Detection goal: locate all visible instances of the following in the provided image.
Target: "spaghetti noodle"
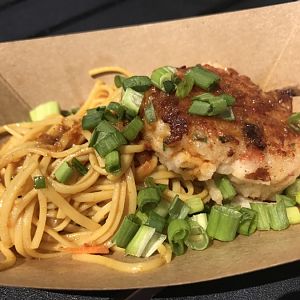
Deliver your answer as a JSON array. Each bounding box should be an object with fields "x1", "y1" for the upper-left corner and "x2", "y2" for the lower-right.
[{"x1": 0, "y1": 67, "x2": 209, "y2": 272}]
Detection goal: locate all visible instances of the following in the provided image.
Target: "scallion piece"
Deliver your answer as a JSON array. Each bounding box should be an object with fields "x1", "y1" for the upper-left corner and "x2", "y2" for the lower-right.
[
  {"x1": 82, "y1": 107, "x2": 105, "y2": 130},
  {"x1": 153, "y1": 199, "x2": 170, "y2": 218},
  {"x1": 95, "y1": 120, "x2": 117, "y2": 133},
  {"x1": 216, "y1": 176, "x2": 236, "y2": 201},
  {"x1": 219, "y1": 107, "x2": 235, "y2": 121},
  {"x1": 112, "y1": 214, "x2": 140, "y2": 248},
  {"x1": 142, "y1": 232, "x2": 167, "y2": 258},
  {"x1": 151, "y1": 66, "x2": 176, "y2": 92},
  {"x1": 275, "y1": 194, "x2": 296, "y2": 207},
  {"x1": 137, "y1": 187, "x2": 161, "y2": 213},
  {"x1": 286, "y1": 207, "x2": 300, "y2": 224},
  {"x1": 237, "y1": 207, "x2": 257, "y2": 236},
  {"x1": 114, "y1": 75, "x2": 126, "y2": 88},
  {"x1": 250, "y1": 203, "x2": 270, "y2": 230},
  {"x1": 71, "y1": 157, "x2": 88, "y2": 176},
  {"x1": 163, "y1": 80, "x2": 176, "y2": 93},
  {"x1": 191, "y1": 213, "x2": 208, "y2": 230},
  {"x1": 221, "y1": 94, "x2": 236, "y2": 106},
  {"x1": 192, "y1": 93, "x2": 215, "y2": 101},
  {"x1": 104, "y1": 150, "x2": 121, "y2": 174},
  {"x1": 29, "y1": 101, "x2": 60, "y2": 122},
  {"x1": 285, "y1": 179, "x2": 300, "y2": 198},
  {"x1": 267, "y1": 199, "x2": 289, "y2": 231},
  {"x1": 167, "y1": 219, "x2": 190, "y2": 256},
  {"x1": 144, "y1": 101, "x2": 156, "y2": 123},
  {"x1": 122, "y1": 116, "x2": 144, "y2": 141},
  {"x1": 94, "y1": 131, "x2": 127, "y2": 157},
  {"x1": 54, "y1": 161, "x2": 73, "y2": 183},
  {"x1": 135, "y1": 210, "x2": 148, "y2": 224},
  {"x1": 287, "y1": 112, "x2": 300, "y2": 132},
  {"x1": 33, "y1": 176, "x2": 46, "y2": 189},
  {"x1": 184, "y1": 220, "x2": 209, "y2": 251},
  {"x1": 103, "y1": 102, "x2": 125, "y2": 123},
  {"x1": 296, "y1": 193, "x2": 300, "y2": 205},
  {"x1": 144, "y1": 177, "x2": 167, "y2": 194},
  {"x1": 125, "y1": 225, "x2": 155, "y2": 257},
  {"x1": 122, "y1": 76, "x2": 152, "y2": 92},
  {"x1": 168, "y1": 195, "x2": 190, "y2": 220},
  {"x1": 121, "y1": 88, "x2": 144, "y2": 117},
  {"x1": 175, "y1": 72, "x2": 194, "y2": 98},
  {"x1": 188, "y1": 100, "x2": 211, "y2": 116},
  {"x1": 206, "y1": 205, "x2": 242, "y2": 241},
  {"x1": 186, "y1": 197, "x2": 204, "y2": 214},
  {"x1": 188, "y1": 66, "x2": 220, "y2": 91},
  {"x1": 207, "y1": 97, "x2": 227, "y2": 116},
  {"x1": 145, "y1": 211, "x2": 166, "y2": 233}
]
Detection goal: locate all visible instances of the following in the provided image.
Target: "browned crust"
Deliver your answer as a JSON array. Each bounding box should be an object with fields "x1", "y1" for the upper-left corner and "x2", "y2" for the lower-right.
[{"x1": 142, "y1": 65, "x2": 297, "y2": 157}]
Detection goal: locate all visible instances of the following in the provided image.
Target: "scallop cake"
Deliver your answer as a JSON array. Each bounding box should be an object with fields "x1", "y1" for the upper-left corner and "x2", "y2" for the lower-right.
[{"x1": 141, "y1": 64, "x2": 300, "y2": 200}]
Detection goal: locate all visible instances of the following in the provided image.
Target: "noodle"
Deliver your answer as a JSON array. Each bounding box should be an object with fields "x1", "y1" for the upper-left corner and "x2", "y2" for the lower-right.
[{"x1": 0, "y1": 66, "x2": 210, "y2": 273}]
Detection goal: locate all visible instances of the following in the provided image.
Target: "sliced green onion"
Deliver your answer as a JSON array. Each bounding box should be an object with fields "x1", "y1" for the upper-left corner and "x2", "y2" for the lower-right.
[
  {"x1": 88, "y1": 130, "x2": 100, "y2": 147},
  {"x1": 135, "y1": 210, "x2": 148, "y2": 224},
  {"x1": 153, "y1": 199, "x2": 170, "y2": 218},
  {"x1": 54, "y1": 162, "x2": 73, "y2": 183},
  {"x1": 122, "y1": 116, "x2": 144, "y2": 141},
  {"x1": 286, "y1": 207, "x2": 300, "y2": 224},
  {"x1": 33, "y1": 176, "x2": 46, "y2": 189},
  {"x1": 137, "y1": 187, "x2": 161, "y2": 213},
  {"x1": 216, "y1": 176, "x2": 236, "y2": 201},
  {"x1": 219, "y1": 107, "x2": 235, "y2": 121},
  {"x1": 121, "y1": 88, "x2": 144, "y2": 117},
  {"x1": 267, "y1": 199, "x2": 289, "y2": 231},
  {"x1": 287, "y1": 112, "x2": 300, "y2": 132},
  {"x1": 145, "y1": 211, "x2": 166, "y2": 233},
  {"x1": 112, "y1": 214, "x2": 140, "y2": 248},
  {"x1": 221, "y1": 94, "x2": 236, "y2": 106},
  {"x1": 188, "y1": 66, "x2": 220, "y2": 91},
  {"x1": 144, "y1": 177, "x2": 167, "y2": 194},
  {"x1": 163, "y1": 80, "x2": 176, "y2": 93},
  {"x1": 175, "y1": 72, "x2": 194, "y2": 98},
  {"x1": 185, "y1": 219, "x2": 209, "y2": 250},
  {"x1": 103, "y1": 102, "x2": 125, "y2": 123},
  {"x1": 71, "y1": 157, "x2": 88, "y2": 176},
  {"x1": 125, "y1": 225, "x2": 155, "y2": 257},
  {"x1": 104, "y1": 150, "x2": 121, "y2": 174},
  {"x1": 207, "y1": 97, "x2": 227, "y2": 116},
  {"x1": 206, "y1": 205, "x2": 241, "y2": 241},
  {"x1": 114, "y1": 75, "x2": 126, "y2": 88},
  {"x1": 192, "y1": 92, "x2": 215, "y2": 101},
  {"x1": 142, "y1": 232, "x2": 167, "y2": 258},
  {"x1": 95, "y1": 119, "x2": 117, "y2": 133},
  {"x1": 122, "y1": 76, "x2": 152, "y2": 92},
  {"x1": 167, "y1": 219, "x2": 190, "y2": 256},
  {"x1": 168, "y1": 195, "x2": 190, "y2": 220},
  {"x1": 186, "y1": 197, "x2": 204, "y2": 214},
  {"x1": 188, "y1": 100, "x2": 211, "y2": 116},
  {"x1": 82, "y1": 107, "x2": 105, "y2": 130},
  {"x1": 275, "y1": 194, "x2": 296, "y2": 207},
  {"x1": 250, "y1": 203, "x2": 270, "y2": 231},
  {"x1": 94, "y1": 131, "x2": 127, "y2": 157},
  {"x1": 237, "y1": 207, "x2": 257, "y2": 236},
  {"x1": 29, "y1": 101, "x2": 60, "y2": 122},
  {"x1": 144, "y1": 101, "x2": 156, "y2": 123},
  {"x1": 296, "y1": 193, "x2": 300, "y2": 205},
  {"x1": 285, "y1": 179, "x2": 300, "y2": 198},
  {"x1": 151, "y1": 66, "x2": 176, "y2": 92},
  {"x1": 191, "y1": 213, "x2": 208, "y2": 230}
]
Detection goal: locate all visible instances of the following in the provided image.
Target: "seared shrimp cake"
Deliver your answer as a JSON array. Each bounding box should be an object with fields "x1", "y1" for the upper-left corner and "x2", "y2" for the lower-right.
[{"x1": 141, "y1": 65, "x2": 300, "y2": 200}]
